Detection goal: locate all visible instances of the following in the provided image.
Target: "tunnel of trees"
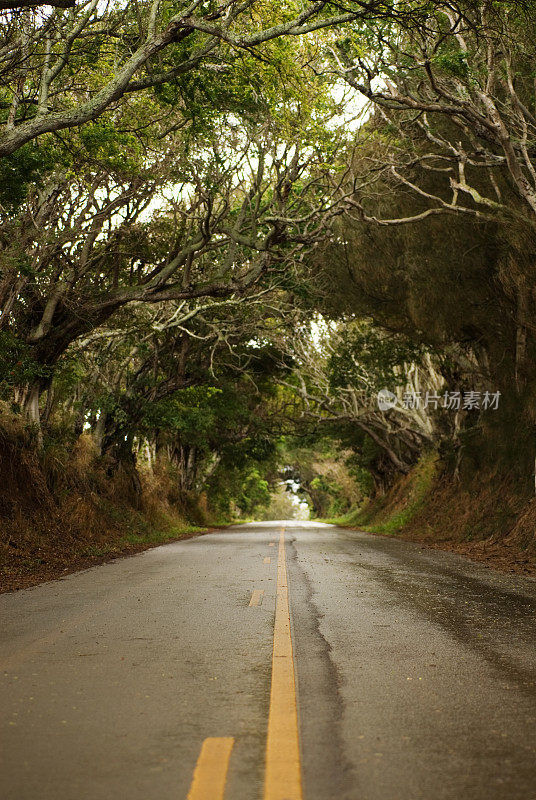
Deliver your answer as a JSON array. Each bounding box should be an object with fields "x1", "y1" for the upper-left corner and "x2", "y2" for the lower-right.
[{"x1": 2, "y1": 0, "x2": 536, "y2": 582}]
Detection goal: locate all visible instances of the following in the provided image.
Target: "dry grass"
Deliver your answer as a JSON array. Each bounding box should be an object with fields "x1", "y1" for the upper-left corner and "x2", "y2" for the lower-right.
[
  {"x1": 0, "y1": 417, "x2": 216, "y2": 593},
  {"x1": 330, "y1": 452, "x2": 536, "y2": 576}
]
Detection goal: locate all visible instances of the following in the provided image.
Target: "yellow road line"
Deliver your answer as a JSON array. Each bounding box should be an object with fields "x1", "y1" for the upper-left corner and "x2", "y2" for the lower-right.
[
  {"x1": 186, "y1": 737, "x2": 234, "y2": 800},
  {"x1": 264, "y1": 557, "x2": 271, "y2": 564},
  {"x1": 249, "y1": 589, "x2": 264, "y2": 607},
  {"x1": 263, "y1": 526, "x2": 303, "y2": 800}
]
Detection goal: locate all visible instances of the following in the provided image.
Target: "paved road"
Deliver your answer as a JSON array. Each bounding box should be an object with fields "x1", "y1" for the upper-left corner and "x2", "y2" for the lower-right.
[{"x1": 1, "y1": 521, "x2": 536, "y2": 800}]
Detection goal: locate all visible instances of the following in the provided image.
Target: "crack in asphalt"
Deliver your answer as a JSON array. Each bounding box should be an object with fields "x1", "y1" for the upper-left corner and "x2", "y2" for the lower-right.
[{"x1": 286, "y1": 532, "x2": 357, "y2": 800}]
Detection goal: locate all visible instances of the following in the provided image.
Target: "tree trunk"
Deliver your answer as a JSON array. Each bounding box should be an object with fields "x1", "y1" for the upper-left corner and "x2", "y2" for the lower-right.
[
  {"x1": 22, "y1": 382, "x2": 43, "y2": 446},
  {"x1": 92, "y1": 411, "x2": 107, "y2": 455},
  {"x1": 515, "y1": 283, "x2": 529, "y2": 392},
  {"x1": 358, "y1": 421, "x2": 411, "y2": 474}
]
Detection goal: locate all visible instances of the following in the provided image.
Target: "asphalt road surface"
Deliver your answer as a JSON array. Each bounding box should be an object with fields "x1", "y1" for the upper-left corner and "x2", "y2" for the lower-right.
[{"x1": 1, "y1": 521, "x2": 536, "y2": 800}]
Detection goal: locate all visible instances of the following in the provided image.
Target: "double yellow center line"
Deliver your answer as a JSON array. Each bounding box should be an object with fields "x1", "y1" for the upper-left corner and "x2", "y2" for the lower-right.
[
  {"x1": 263, "y1": 526, "x2": 303, "y2": 800},
  {"x1": 186, "y1": 526, "x2": 303, "y2": 800}
]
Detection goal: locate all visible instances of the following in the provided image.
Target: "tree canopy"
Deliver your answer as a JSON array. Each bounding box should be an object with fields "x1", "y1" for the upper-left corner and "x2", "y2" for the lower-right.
[{"x1": 2, "y1": 0, "x2": 536, "y2": 522}]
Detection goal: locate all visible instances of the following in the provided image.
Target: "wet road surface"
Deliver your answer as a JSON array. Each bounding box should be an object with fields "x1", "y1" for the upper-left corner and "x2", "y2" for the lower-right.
[{"x1": 1, "y1": 521, "x2": 535, "y2": 799}]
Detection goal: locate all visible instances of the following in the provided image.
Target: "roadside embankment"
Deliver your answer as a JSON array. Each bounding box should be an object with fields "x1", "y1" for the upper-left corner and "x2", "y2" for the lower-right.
[
  {"x1": 327, "y1": 453, "x2": 536, "y2": 576},
  {"x1": 0, "y1": 416, "x2": 228, "y2": 593}
]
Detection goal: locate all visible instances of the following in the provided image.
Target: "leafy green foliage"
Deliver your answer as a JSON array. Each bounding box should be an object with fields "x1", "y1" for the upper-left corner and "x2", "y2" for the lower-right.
[
  {"x1": 0, "y1": 333, "x2": 53, "y2": 392},
  {"x1": 78, "y1": 122, "x2": 142, "y2": 174},
  {"x1": 236, "y1": 468, "x2": 271, "y2": 515},
  {"x1": 328, "y1": 322, "x2": 427, "y2": 392},
  {"x1": 432, "y1": 49, "x2": 470, "y2": 79},
  {"x1": 0, "y1": 143, "x2": 60, "y2": 210}
]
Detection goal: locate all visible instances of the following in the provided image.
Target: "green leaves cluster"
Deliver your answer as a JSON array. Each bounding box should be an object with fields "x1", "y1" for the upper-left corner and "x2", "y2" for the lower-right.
[
  {"x1": 328, "y1": 322, "x2": 427, "y2": 393},
  {"x1": 0, "y1": 333, "x2": 53, "y2": 392}
]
